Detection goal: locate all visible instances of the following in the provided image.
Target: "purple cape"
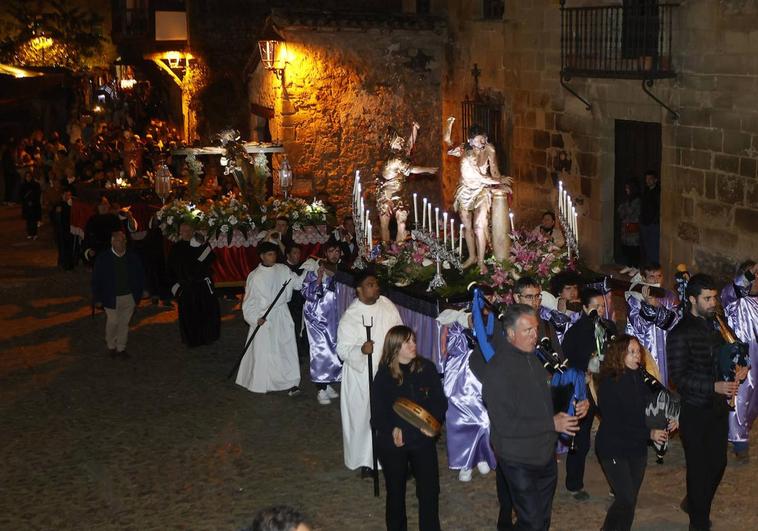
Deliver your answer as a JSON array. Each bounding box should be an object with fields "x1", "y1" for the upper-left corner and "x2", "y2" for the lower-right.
[{"x1": 442, "y1": 322, "x2": 497, "y2": 471}]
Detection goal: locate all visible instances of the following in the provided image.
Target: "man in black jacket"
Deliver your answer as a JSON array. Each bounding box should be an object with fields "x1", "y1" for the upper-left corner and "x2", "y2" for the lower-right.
[
  {"x1": 560, "y1": 287, "x2": 618, "y2": 501},
  {"x1": 470, "y1": 304, "x2": 580, "y2": 531},
  {"x1": 667, "y1": 274, "x2": 748, "y2": 531}
]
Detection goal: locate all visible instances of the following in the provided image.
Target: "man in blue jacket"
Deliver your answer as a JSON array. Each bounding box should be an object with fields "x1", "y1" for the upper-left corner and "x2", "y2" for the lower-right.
[{"x1": 92, "y1": 230, "x2": 144, "y2": 358}]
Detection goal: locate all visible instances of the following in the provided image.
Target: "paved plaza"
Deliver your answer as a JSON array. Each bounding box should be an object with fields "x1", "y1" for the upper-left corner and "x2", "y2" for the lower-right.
[{"x1": 0, "y1": 206, "x2": 755, "y2": 531}]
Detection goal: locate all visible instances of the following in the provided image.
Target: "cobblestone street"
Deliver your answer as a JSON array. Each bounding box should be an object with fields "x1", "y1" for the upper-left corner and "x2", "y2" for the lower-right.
[{"x1": 0, "y1": 205, "x2": 755, "y2": 531}]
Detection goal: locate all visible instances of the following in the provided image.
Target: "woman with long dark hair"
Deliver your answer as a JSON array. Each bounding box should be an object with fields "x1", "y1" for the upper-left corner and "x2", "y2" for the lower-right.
[
  {"x1": 372, "y1": 325, "x2": 447, "y2": 531},
  {"x1": 595, "y1": 334, "x2": 677, "y2": 531}
]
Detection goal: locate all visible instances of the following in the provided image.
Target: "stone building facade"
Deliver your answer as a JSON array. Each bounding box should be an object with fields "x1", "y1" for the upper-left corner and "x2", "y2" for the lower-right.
[
  {"x1": 242, "y1": 1, "x2": 757, "y2": 275},
  {"x1": 437, "y1": 0, "x2": 758, "y2": 275},
  {"x1": 247, "y1": 10, "x2": 446, "y2": 217}
]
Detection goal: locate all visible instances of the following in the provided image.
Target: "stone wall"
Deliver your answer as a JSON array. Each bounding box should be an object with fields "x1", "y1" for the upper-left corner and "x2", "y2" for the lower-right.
[
  {"x1": 437, "y1": 0, "x2": 758, "y2": 276},
  {"x1": 248, "y1": 16, "x2": 446, "y2": 219}
]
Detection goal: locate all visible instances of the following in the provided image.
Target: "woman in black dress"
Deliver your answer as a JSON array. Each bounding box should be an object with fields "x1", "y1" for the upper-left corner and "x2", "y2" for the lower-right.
[
  {"x1": 595, "y1": 334, "x2": 677, "y2": 531},
  {"x1": 19, "y1": 171, "x2": 42, "y2": 239},
  {"x1": 372, "y1": 325, "x2": 447, "y2": 531}
]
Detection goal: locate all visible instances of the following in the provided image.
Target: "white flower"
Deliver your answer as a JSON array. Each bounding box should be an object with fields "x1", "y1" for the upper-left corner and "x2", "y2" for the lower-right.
[
  {"x1": 220, "y1": 156, "x2": 228, "y2": 166},
  {"x1": 292, "y1": 223, "x2": 302, "y2": 232},
  {"x1": 167, "y1": 216, "x2": 174, "y2": 225},
  {"x1": 220, "y1": 224, "x2": 229, "y2": 234},
  {"x1": 292, "y1": 211, "x2": 299, "y2": 220},
  {"x1": 422, "y1": 258, "x2": 433, "y2": 267},
  {"x1": 261, "y1": 215, "x2": 267, "y2": 223},
  {"x1": 551, "y1": 266, "x2": 561, "y2": 274},
  {"x1": 260, "y1": 206, "x2": 267, "y2": 213},
  {"x1": 228, "y1": 215, "x2": 238, "y2": 225},
  {"x1": 273, "y1": 200, "x2": 281, "y2": 208},
  {"x1": 208, "y1": 217, "x2": 216, "y2": 226}
]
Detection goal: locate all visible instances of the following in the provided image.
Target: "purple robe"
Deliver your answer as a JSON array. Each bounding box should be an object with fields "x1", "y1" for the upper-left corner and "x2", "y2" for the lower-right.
[
  {"x1": 625, "y1": 289, "x2": 679, "y2": 386},
  {"x1": 722, "y1": 279, "x2": 758, "y2": 443},
  {"x1": 442, "y1": 322, "x2": 497, "y2": 471},
  {"x1": 302, "y1": 271, "x2": 342, "y2": 384}
]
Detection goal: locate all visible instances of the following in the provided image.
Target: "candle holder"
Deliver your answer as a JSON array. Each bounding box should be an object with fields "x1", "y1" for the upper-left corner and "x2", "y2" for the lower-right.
[
  {"x1": 427, "y1": 258, "x2": 446, "y2": 292},
  {"x1": 557, "y1": 209, "x2": 579, "y2": 259}
]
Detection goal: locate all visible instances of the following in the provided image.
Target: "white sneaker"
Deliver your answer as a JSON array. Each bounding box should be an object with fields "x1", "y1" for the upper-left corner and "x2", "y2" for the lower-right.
[
  {"x1": 316, "y1": 390, "x2": 331, "y2": 405},
  {"x1": 325, "y1": 385, "x2": 339, "y2": 399},
  {"x1": 458, "y1": 468, "x2": 473, "y2": 482},
  {"x1": 476, "y1": 461, "x2": 491, "y2": 475}
]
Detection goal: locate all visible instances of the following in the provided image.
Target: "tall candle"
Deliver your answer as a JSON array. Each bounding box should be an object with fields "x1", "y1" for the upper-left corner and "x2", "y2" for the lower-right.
[
  {"x1": 368, "y1": 220, "x2": 373, "y2": 248},
  {"x1": 450, "y1": 219, "x2": 455, "y2": 251},
  {"x1": 427, "y1": 204, "x2": 432, "y2": 234},
  {"x1": 422, "y1": 197, "x2": 428, "y2": 230},
  {"x1": 435, "y1": 207, "x2": 440, "y2": 238},
  {"x1": 443, "y1": 212, "x2": 448, "y2": 246},
  {"x1": 572, "y1": 207, "x2": 578, "y2": 246},
  {"x1": 558, "y1": 181, "x2": 563, "y2": 217},
  {"x1": 365, "y1": 210, "x2": 370, "y2": 239},
  {"x1": 413, "y1": 193, "x2": 418, "y2": 226},
  {"x1": 509, "y1": 212, "x2": 515, "y2": 236},
  {"x1": 459, "y1": 223, "x2": 464, "y2": 257}
]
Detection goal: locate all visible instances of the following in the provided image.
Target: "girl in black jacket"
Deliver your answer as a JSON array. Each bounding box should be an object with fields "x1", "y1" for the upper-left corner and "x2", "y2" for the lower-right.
[
  {"x1": 595, "y1": 334, "x2": 677, "y2": 531},
  {"x1": 372, "y1": 325, "x2": 447, "y2": 531}
]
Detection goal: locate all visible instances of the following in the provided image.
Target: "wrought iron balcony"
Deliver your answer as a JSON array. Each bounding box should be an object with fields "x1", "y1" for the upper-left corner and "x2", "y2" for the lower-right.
[{"x1": 560, "y1": 1, "x2": 678, "y2": 80}]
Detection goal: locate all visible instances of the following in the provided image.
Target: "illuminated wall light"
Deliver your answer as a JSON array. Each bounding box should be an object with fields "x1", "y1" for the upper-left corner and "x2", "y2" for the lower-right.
[
  {"x1": 165, "y1": 51, "x2": 182, "y2": 68},
  {"x1": 120, "y1": 79, "x2": 137, "y2": 89},
  {"x1": 30, "y1": 36, "x2": 53, "y2": 51}
]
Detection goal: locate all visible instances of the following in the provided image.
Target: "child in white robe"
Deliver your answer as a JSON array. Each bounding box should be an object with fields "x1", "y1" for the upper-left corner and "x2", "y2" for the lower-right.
[
  {"x1": 337, "y1": 271, "x2": 402, "y2": 473},
  {"x1": 236, "y1": 242, "x2": 305, "y2": 395}
]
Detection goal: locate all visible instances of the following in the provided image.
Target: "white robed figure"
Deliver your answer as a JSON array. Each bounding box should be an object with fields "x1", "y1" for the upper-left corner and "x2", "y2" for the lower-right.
[
  {"x1": 337, "y1": 272, "x2": 402, "y2": 471},
  {"x1": 236, "y1": 242, "x2": 305, "y2": 394}
]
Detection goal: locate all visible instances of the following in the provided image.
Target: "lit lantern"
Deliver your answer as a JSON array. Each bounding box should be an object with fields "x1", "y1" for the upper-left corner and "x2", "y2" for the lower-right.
[
  {"x1": 279, "y1": 155, "x2": 293, "y2": 199},
  {"x1": 258, "y1": 39, "x2": 286, "y2": 78},
  {"x1": 154, "y1": 163, "x2": 173, "y2": 204}
]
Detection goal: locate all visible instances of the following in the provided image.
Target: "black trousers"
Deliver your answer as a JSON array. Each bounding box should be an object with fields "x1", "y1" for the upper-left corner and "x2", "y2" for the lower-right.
[
  {"x1": 599, "y1": 455, "x2": 647, "y2": 531},
  {"x1": 566, "y1": 405, "x2": 595, "y2": 491},
  {"x1": 25, "y1": 216, "x2": 39, "y2": 237},
  {"x1": 496, "y1": 462, "x2": 515, "y2": 530},
  {"x1": 497, "y1": 457, "x2": 557, "y2": 531},
  {"x1": 680, "y1": 403, "x2": 728, "y2": 530},
  {"x1": 378, "y1": 443, "x2": 441, "y2": 531}
]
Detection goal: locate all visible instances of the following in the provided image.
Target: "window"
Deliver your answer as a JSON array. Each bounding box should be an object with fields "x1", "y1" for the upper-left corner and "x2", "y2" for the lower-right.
[{"x1": 483, "y1": 0, "x2": 504, "y2": 20}]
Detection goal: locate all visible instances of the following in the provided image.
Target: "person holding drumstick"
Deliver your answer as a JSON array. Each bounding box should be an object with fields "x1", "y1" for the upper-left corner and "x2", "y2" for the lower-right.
[{"x1": 372, "y1": 325, "x2": 447, "y2": 531}]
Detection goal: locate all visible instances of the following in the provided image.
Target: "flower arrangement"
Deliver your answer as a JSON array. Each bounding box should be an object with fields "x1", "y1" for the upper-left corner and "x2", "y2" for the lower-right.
[
  {"x1": 205, "y1": 194, "x2": 256, "y2": 244},
  {"x1": 509, "y1": 228, "x2": 574, "y2": 289},
  {"x1": 378, "y1": 240, "x2": 435, "y2": 287},
  {"x1": 156, "y1": 200, "x2": 204, "y2": 241},
  {"x1": 254, "y1": 197, "x2": 332, "y2": 231}
]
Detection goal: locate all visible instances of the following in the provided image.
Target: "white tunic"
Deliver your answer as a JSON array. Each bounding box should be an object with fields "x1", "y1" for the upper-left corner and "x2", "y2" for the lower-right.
[
  {"x1": 236, "y1": 263, "x2": 303, "y2": 393},
  {"x1": 337, "y1": 296, "x2": 403, "y2": 470}
]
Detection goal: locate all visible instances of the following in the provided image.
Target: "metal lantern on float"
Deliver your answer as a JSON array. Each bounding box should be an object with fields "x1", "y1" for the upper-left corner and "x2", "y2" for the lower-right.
[
  {"x1": 279, "y1": 155, "x2": 293, "y2": 199},
  {"x1": 154, "y1": 162, "x2": 173, "y2": 204}
]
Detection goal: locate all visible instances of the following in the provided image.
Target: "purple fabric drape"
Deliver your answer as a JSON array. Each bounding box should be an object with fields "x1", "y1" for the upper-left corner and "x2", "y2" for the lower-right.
[
  {"x1": 442, "y1": 323, "x2": 497, "y2": 470},
  {"x1": 625, "y1": 289, "x2": 679, "y2": 386},
  {"x1": 335, "y1": 279, "x2": 442, "y2": 371},
  {"x1": 302, "y1": 271, "x2": 342, "y2": 384},
  {"x1": 722, "y1": 285, "x2": 758, "y2": 443}
]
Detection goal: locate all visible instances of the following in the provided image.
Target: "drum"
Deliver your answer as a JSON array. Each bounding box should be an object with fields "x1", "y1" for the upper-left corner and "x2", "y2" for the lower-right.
[{"x1": 392, "y1": 397, "x2": 441, "y2": 436}]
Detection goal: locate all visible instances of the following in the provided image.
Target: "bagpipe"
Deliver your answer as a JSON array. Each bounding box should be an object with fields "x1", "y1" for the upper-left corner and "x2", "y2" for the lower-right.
[
  {"x1": 469, "y1": 283, "x2": 584, "y2": 451},
  {"x1": 715, "y1": 312, "x2": 749, "y2": 410},
  {"x1": 641, "y1": 366, "x2": 680, "y2": 464},
  {"x1": 586, "y1": 308, "x2": 617, "y2": 375},
  {"x1": 468, "y1": 283, "x2": 504, "y2": 363}
]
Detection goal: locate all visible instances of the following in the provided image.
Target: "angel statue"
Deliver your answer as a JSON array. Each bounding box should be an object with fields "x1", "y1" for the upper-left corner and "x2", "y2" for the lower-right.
[
  {"x1": 376, "y1": 122, "x2": 438, "y2": 243},
  {"x1": 444, "y1": 116, "x2": 512, "y2": 274}
]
